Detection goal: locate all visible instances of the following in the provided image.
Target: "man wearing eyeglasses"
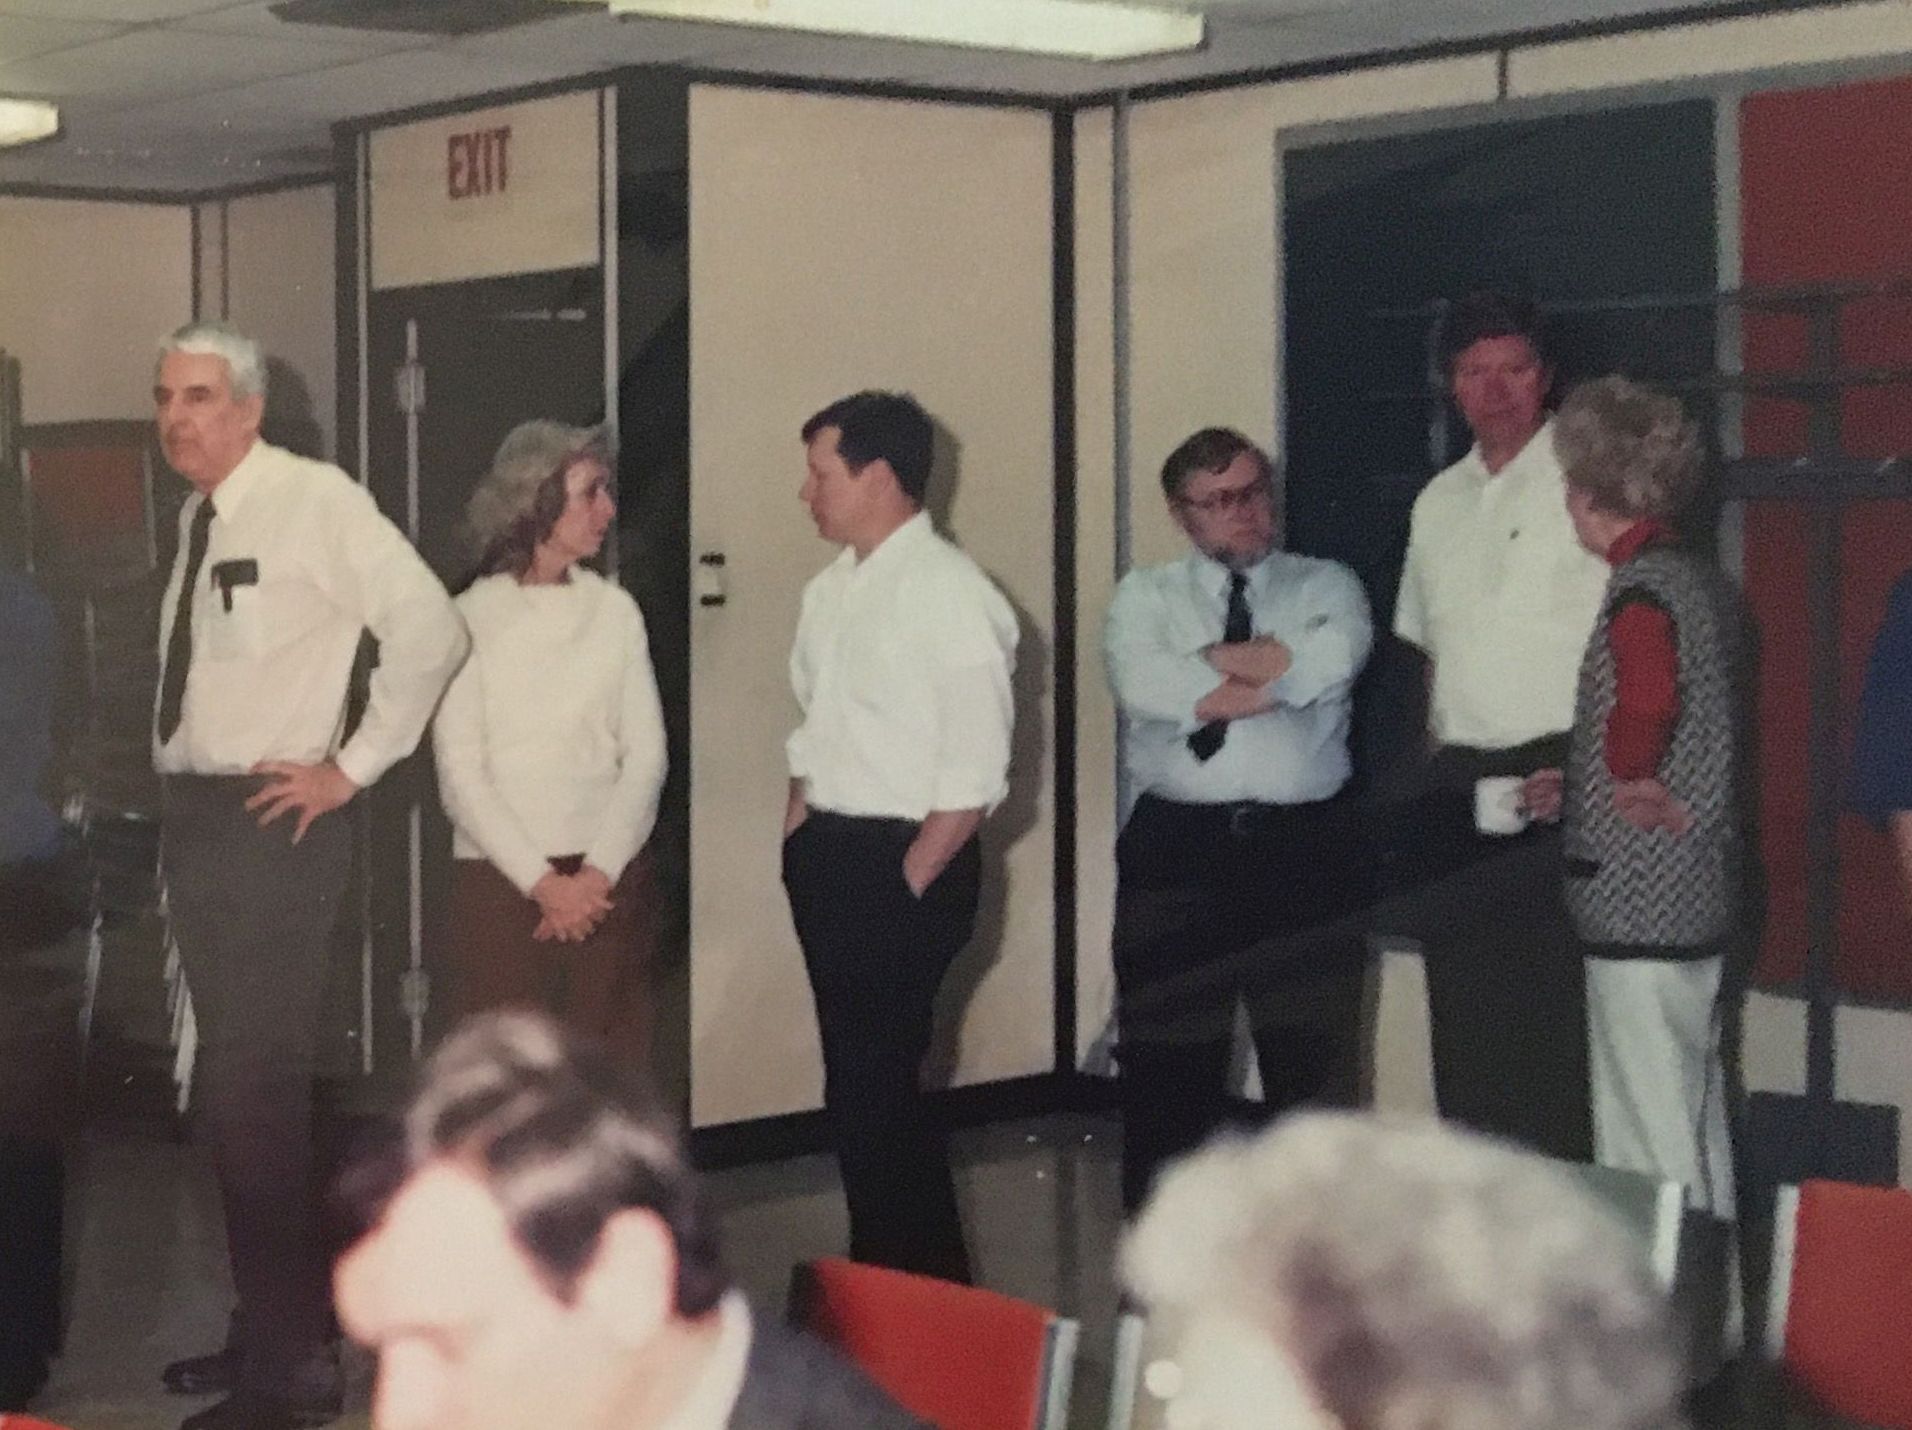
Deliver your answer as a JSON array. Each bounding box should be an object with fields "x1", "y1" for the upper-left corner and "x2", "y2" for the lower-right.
[{"x1": 1104, "y1": 428, "x2": 1373, "y2": 1213}]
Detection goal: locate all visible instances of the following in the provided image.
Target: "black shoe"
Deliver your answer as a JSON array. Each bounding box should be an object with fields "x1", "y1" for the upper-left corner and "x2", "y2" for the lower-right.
[
  {"x1": 178, "y1": 1387, "x2": 342, "y2": 1430},
  {"x1": 162, "y1": 1346, "x2": 241, "y2": 1396}
]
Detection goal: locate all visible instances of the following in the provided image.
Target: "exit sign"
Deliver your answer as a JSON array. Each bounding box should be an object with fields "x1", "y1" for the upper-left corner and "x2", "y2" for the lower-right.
[{"x1": 448, "y1": 125, "x2": 511, "y2": 200}]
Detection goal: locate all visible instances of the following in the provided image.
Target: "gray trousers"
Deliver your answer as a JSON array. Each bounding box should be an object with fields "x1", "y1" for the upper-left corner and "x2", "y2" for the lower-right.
[{"x1": 163, "y1": 775, "x2": 348, "y2": 1394}]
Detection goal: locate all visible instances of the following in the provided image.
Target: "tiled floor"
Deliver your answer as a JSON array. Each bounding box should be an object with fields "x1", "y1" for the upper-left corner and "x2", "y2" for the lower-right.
[{"x1": 29, "y1": 1112, "x2": 1130, "y2": 1430}]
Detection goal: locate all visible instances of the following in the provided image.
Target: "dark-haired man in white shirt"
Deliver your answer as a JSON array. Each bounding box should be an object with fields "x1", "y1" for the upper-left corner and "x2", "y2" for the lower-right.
[
  {"x1": 782, "y1": 390, "x2": 1017, "y2": 1285},
  {"x1": 150, "y1": 322, "x2": 467, "y2": 1430}
]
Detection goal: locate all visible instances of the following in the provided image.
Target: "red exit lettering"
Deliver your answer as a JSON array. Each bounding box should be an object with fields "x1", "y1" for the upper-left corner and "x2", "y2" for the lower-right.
[{"x1": 447, "y1": 125, "x2": 512, "y2": 200}]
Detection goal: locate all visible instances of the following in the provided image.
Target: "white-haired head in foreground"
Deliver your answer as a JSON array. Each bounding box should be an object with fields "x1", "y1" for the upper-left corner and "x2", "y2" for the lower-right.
[{"x1": 1122, "y1": 1112, "x2": 1687, "y2": 1430}]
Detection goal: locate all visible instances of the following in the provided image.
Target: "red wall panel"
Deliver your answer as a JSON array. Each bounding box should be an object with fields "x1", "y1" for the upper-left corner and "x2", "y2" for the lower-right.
[{"x1": 1741, "y1": 76, "x2": 1912, "y2": 999}]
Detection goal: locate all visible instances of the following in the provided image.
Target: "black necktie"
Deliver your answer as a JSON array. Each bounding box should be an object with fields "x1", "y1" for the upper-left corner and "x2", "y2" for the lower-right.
[
  {"x1": 1188, "y1": 570, "x2": 1251, "y2": 762},
  {"x1": 157, "y1": 499, "x2": 215, "y2": 745}
]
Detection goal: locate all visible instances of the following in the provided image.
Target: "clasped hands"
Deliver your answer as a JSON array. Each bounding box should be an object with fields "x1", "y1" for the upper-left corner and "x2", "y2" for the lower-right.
[
  {"x1": 1519, "y1": 767, "x2": 1695, "y2": 835},
  {"x1": 530, "y1": 864, "x2": 615, "y2": 943},
  {"x1": 1194, "y1": 637, "x2": 1292, "y2": 723}
]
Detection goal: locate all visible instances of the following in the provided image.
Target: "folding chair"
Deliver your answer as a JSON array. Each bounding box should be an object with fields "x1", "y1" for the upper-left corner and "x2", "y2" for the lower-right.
[
  {"x1": 1106, "y1": 1307, "x2": 1179, "y2": 1430},
  {"x1": 789, "y1": 1257, "x2": 1077, "y2": 1430},
  {"x1": 1567, "y1": 1160, "x2": 1688, "y2": 1289},
  {"x1": 1766, "y1": 1179, "x2": 1912, "y2": 1429}
]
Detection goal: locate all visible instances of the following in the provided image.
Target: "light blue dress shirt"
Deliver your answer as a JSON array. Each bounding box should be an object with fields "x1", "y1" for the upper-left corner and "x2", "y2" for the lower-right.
[{"x1": 1105, "y1": 548, "x2": 1372, "y2": 806}]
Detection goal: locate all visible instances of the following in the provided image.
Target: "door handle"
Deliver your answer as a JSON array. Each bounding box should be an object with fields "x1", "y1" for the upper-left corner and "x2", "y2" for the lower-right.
[{"x1": 697, "y1": 551, "x2": 726, "y2": 607}]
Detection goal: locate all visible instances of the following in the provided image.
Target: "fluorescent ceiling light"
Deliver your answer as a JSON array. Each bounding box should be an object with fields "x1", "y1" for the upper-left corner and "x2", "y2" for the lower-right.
[
  {"x1": 592, "y1": 0, "x2": 1205, "y2": 61},
  {"x1": 0, "y1": 98, "x2": 60, "y2": 150}
]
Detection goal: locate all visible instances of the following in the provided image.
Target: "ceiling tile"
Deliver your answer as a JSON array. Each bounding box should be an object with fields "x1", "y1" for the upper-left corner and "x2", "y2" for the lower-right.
[
  {"x1": 0, "y1": 26, "x2": 395, "y2": 109},
  {"x1": 0, "y1": 105, "x2": 314, "y2": 188},
  {"x1": 168, "y1": 0, "x2": 434, "y2": 47},
  {"x1": 0, "y1": 0, "x2": 238, "y2": 21},
  {"x1": 0, "y1": 14, "x2": 125, "y2": 65},
  {"x1": 111, "y1": 43, "x2": 563, "y2": 127},
  {"x1": 0, "y1": 0, "x2": 1800, "y2": 195},
  {"x1": 443, "y1": 10, "x2": 747, "y2": 66}
]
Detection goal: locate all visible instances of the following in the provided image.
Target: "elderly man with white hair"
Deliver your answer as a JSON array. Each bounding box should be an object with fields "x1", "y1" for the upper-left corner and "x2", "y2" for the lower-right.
[
  {"x1": 151, "y1": 321, "x2": 467, "y2": 1430},
  {"x1": 1123, "y1": 1113, "x2": 1689, "y2": 1430}
]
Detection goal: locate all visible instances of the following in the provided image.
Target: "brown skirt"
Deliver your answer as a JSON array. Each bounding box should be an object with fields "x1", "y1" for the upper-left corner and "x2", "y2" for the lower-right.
[{"x1": 444, "y1": 848, "x2": 658, "y2": 1070}]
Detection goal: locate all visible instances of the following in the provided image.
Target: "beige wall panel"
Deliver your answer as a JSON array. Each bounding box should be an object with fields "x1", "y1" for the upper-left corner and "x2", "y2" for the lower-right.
[
  {"x1": 370, "y1": 90, "x2": 600, "y2": 291},
  {"x1": 1369, "y1": 944, "x2": 1438, "y2": 1116},
  {"x1": 1742, "y1": 990, "x2": 1808, "y2": 1097},
  {"x1": 1126, "y1": 87, "x2": 1278, "y2": 573},
  {"x1": 688, "y1": 85, "x2": 1055, "y2": 1127},
  {"x1": 225, "y1": 186, "x2": 338, "y2": 462},
  {"x1": 1073, "y1": 108, "x2": 1120, "y2": 1069},
  {"x1": 193, "y1": 201, "x2": 224, "y2": 322},
  {"x1": 0, "y1": 197, "x2": 191, "y2": 423},
  {"x1": 1835, "y1": 1005, "x2": 1912, "y2": 1186},
  {"x1": 1511, "y1": 1, "x2": 1912, "y2": 97}
]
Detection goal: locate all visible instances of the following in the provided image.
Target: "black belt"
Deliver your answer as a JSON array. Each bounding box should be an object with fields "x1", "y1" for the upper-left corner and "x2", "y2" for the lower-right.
[{"x1": 1137, "y1": 792, "x2": 1346, "y2": 840}]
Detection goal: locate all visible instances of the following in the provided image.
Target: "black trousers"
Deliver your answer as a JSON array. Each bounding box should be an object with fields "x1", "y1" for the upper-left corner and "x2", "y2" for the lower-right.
[
  {"x1": 782, "y1": 811, "x2": 977, "y2": 1284},
  {"x1": 1377, "y1": 742, "x2": 1592, "y2": 1163},
  {"x1": 163, "y1": 775, "x2": 349, "y2": 1394},
  {"x1": 1113, "y1": 793, "x2": 1371, "y2": 1213}
]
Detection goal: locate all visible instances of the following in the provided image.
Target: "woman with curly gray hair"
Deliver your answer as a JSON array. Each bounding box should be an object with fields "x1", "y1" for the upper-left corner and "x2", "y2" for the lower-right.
[
  {"x1": 1123, "y1": 1112, "x2": 1689, "y2": 1430},
  {"x1": 1527, "y1": 376, "x2": 1739, "y2": 1242},
  {"x1": 432, "y1": 420, "x2": 666, "y2": 1063}
]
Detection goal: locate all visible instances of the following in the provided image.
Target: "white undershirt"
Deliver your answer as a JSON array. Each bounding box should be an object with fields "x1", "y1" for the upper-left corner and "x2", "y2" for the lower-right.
[{"x1": 433, "y1": 569, "x2": 666, "y2": 894}]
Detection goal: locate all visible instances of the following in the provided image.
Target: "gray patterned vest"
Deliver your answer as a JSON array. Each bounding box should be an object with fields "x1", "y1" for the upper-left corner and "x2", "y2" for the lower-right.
[{"x1": 1564, "y1": 542, "x2": 1739, "y2": 949}]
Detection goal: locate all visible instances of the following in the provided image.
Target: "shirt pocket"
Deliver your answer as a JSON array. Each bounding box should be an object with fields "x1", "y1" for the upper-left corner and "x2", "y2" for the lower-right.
[{"x1": 203, "y1": 572, "x2": 266, "y2": 662}]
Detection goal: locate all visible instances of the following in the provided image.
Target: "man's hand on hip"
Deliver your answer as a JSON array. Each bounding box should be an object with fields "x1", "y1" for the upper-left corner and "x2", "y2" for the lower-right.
[{"x1": 246, "y1": 760, "x2": 359, "y2": 844}]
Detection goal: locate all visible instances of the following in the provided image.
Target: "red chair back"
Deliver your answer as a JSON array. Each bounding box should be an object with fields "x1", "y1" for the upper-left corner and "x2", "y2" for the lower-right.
[
  {"x1": 1771, "y1": 1179, "x2": 1912, "y2": 1428},
  {"x1": 791, "y1": 1256, "x2": 1075, "y2": 1430}
]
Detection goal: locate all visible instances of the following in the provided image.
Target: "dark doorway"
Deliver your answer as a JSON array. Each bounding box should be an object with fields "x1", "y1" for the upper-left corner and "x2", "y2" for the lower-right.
[{"x1": 361, "y1": 266, "x2": 606, "y2": 1081}]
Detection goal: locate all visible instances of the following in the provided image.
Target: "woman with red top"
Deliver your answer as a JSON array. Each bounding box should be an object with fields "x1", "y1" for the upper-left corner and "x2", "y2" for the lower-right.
[{"x1": 1530, "y1": 376, "x2": 1741, "y2": 1240}]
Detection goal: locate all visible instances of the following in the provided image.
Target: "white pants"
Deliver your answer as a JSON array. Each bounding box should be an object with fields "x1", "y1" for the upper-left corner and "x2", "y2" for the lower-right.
[{"x1": 1586, "y1": 954, "x2": 1736, "y2": 1222}]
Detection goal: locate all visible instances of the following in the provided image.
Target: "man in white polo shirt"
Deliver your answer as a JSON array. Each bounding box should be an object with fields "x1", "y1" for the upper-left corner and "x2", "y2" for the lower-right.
[
  {"x1": 781, "y1": 391, "x2": 1017, "y2": 1285},
  {"x1": 1390, "y1": 292, "x2": 1607, "y2": 1161}
]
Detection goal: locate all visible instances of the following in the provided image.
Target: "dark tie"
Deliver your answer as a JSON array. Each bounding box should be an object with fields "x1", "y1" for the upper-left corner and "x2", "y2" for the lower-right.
[
  {"x1": 156, "y1": 499, "x2": 215, "y2": 745},
  {"x1": 1188, "y1": 570, "x2": 1252, "y2": 762}
]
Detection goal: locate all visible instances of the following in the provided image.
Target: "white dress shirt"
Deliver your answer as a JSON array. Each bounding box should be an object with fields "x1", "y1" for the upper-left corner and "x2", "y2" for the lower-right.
[
  {"x1": 434, "y1": 569, "x2": 667, "y2": 894},
  {"x1": 153, "y1": 440, "x2": 467, "y2": 786},
  {"x1": 1106, "y1": 547, "x2": 1372, "y2": 806},
  {"x1": 788, "y1": 513, "x2": 1017, "y2": 820},
  {"x1": 1393, "y1": 420, "x2": 1608, "y2": 749}
]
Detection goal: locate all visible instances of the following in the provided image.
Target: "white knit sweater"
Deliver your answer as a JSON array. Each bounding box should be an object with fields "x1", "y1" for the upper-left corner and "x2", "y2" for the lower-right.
[{"x1": 434, "y1": 569, "x2": 666, "y2": 894}]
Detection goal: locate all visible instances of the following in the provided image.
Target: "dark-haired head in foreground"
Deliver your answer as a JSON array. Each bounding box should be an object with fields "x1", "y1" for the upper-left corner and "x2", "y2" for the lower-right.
[{"x1": 333, "y1": 1011, "x2": 922, "y2": 1430}]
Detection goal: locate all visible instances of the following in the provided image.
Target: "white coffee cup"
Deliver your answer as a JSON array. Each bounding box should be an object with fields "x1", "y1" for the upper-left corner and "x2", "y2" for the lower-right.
[{"x1": 1474, "y1": 775, "x2": 1529, "y2": 836}]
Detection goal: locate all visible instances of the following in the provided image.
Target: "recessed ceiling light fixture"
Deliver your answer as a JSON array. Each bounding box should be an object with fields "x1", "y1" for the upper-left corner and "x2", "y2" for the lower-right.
[
  {"x1": 579, "y1": 0, "x2": 1205, "y2": 61},
  {"x1": 0, "y1": 98, "x2": 60, "y2": 150}
]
